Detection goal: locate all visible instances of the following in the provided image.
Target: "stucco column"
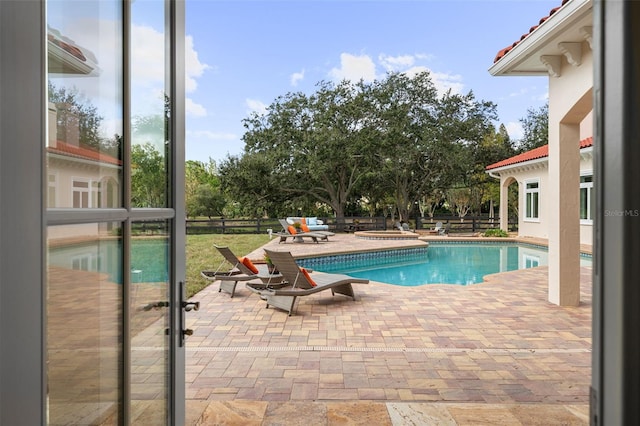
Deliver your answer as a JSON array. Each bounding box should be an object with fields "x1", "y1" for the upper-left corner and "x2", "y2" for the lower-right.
[
  {"x1": 499, "y1": 177, "x2": 510, "y2": 232},
  {"x1": 547, "y1": 122, "x2": 581, "y2": 306}
]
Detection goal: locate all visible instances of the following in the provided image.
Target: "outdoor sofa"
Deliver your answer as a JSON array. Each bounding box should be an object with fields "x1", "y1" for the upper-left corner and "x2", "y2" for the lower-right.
[{"x1": 285, "y1": 216, "x2": 329, "y2": 232}]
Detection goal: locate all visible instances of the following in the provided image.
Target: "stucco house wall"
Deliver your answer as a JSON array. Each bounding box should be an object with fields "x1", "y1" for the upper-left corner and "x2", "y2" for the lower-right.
[
  {"x1": 487, "y1": 138, "x2": 593, "y2": 246},
  {"x1": 517, "y1": 167, "x2": 550, "y2": 240}
]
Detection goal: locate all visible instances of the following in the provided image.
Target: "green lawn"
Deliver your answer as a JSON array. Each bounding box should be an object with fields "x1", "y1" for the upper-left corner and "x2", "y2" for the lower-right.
[{"x1": 186, "y1": 234, "x2": 271, "y2": 297}]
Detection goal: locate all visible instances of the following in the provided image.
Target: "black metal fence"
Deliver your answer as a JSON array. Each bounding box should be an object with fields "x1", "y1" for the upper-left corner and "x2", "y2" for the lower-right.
[{"x1": 185, "y1": 216, "x2": 517, "y2": 235}]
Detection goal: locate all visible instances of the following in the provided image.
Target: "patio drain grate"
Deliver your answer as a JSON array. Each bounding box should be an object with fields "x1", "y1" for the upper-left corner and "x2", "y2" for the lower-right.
[{"x1": 144, "y1": 346, "x2": 592, "y2": 354}]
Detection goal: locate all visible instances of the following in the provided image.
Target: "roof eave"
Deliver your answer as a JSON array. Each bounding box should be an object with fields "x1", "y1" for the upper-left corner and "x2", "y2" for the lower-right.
[
  {"x1": 488, "y1": 0, "x2": 593, "y2": 77},
  {"x1": 486, "y1": 144, "x2": 593, "y2": 175},
  {"x1": 486, "y1": 156, "x2": 549, "y2": 175},
  {"x1": 47, "y1": 151, "x2": 122, "y2": 168}
]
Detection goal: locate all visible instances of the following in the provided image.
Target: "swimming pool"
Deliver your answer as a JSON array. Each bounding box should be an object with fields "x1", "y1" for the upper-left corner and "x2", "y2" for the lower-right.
[
  {"x1": 298, "y1": 243, "x2": 592, "y2": 286},
  {"x1": 48, "y1": 238, "x2": 170, "y2": 284}
]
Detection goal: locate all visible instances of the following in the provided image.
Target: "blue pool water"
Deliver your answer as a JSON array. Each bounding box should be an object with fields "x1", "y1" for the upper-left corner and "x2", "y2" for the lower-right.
[
  {"x1": 299, "y1": 243, "x2": 592, "y2": 286},
  {"x1": 49, "y1": 238, "x2": 170, "y2": 284}
]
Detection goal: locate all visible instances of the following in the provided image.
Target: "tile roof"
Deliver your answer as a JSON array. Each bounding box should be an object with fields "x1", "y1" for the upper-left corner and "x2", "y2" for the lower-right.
[
  {"x1": 47, "y1": 26, "x2": 98, "y2": 75},
  {"x1": 486, "y1": 136, "x2": 592, "y2": 170},
  {"x1": 47, "y1": 141, "x2": 122, "y2": 166},
  {"x1": 493, "y1": 0, "x2": 571, "y2": 64}
]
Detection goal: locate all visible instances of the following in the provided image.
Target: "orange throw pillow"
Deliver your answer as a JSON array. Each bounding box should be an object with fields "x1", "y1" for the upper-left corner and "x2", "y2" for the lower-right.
[
  {"x1": 300, "y1": 217, "x2": 307, "y2": 225},
  {"x1": 287, "y1": 225, "x2": 297, "y2": 235},
  {"x1": 240, "y1": 257, "x2": 259, "y2": 274},
  {"x1": 300, "y1": 268, "x2": 317, "y2": 287},
  {"x1": 301, "y1": 223, "x2": 311, "y2": 232}
]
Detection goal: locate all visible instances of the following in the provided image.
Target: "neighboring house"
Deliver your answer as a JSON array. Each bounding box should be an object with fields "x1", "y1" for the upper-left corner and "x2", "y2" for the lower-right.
[
  {"x1": 488, "y1": 0, "x2": 592, "y2": 306},
  {"x1": 46, "y1": 103, "x2": 122, "y2": 242},
  {"x1": 486, "y1": 137, "x2": 594, "y2": 246},
  {"x1": 46, "y1": 108, "x2": 122, "y2": 209}
]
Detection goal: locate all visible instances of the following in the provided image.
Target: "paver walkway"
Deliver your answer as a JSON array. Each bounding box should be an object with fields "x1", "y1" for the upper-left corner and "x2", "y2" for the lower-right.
[{"x1": 185, "y1": 234, "x2": 592, "y2": 425}]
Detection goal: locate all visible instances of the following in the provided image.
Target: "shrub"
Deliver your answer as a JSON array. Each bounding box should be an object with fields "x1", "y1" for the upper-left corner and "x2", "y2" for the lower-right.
[{"x1": 483, "y1": 228, "x2": 509, "y2": 237}]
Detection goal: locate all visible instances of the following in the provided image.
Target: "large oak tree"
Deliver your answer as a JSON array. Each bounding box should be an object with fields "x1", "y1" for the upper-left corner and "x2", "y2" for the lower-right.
[{"x1": 220, "y1": 72, "x2": 501, "y2": 220}]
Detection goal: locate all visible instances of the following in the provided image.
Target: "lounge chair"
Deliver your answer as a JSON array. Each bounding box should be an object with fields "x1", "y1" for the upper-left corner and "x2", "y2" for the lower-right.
[
  {"x1": 439, "y1": 222, "x2": 450, "y2": 235},
  {"x1": 395, "y1": 221, "x2": 414, "y2": 232},
  {"x1": 200, "y1": 245, "x2": 284, "y2": 297},
  {"x1": 276, "y1": 219, "x2": 329, "y2": 243},
  {"x1": 247, "y1": 248, "x2": 369, "y2": 315},
  {"x1": 427, "y1": 221, "x2": 443, "y2": 234}
]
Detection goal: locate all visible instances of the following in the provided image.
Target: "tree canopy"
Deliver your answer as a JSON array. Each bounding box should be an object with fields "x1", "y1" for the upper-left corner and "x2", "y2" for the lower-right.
[
  {"x1": 219, "y1": 71, "x2": 511, "y2": 220},
  {"x1": 518, "y1": 103, "x2": 549, "y2": 152}
]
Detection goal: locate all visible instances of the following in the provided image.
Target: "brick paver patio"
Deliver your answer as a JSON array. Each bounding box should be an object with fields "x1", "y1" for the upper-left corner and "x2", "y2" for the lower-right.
[{"x1": 185, "y1": 234, "x2": 592, "y2": 425}]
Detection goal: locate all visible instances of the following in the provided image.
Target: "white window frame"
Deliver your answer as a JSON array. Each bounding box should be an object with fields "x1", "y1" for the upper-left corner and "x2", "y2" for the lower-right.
[
  {"x1": 48, "y1": 172, "x2": 58, "y2": 208},
  {"x1": 580, "y1": 171, "x2": 594, "y2": 225},
  {"x1": 524, "y1": 179, "x2": 540, "y2": 222},
  {"x1": 523, "y1": 253, "x2": 540, "y2": 269},
  {"x1": 72, "y1": 178, "x2": 90, "y2": 208},
  {"x1": 92, "y1": 180, "x2": 102, "y2": 208}
]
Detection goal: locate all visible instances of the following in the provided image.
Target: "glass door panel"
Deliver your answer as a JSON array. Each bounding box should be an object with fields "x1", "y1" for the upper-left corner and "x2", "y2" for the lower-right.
[
  {"x1": 46, "y1": 0, "x2": 123, "y2": 209},
  {"x1": 131, "y1": 0, "x2": 170, "y2": 209},
  {"x1": 130, "y1": 221, "x2": 171, "y2": 424},
  {"x1": 45, "y1": 0, "x2": 183, "y2": 424},
  {"x1": 47, "y1": 223, "x2": 124, "y2": 425}
]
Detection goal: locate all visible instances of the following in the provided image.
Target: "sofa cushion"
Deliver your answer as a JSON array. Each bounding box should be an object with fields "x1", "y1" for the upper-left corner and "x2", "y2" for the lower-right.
[{"x1": 285, "y1": 217, "x2": 328, "y2": 231}]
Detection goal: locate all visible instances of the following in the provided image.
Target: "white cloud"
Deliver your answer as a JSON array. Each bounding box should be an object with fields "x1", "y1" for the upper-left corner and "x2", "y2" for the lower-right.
[
  {"x1": 130, "y1": 26, "x2": 210, "y2": 93},
  {"x1": 187, "y1": 130, "x2": 237, "y2": 140},
  {"x1": 131, "y1": 25, "x2": 165, "y2": 85},
  {"x1": 186, "y1": 98, "x2": 207, "y2": 117},
  {"x1": 329, "y1": 53, "x2": 377, "y2": 83},
  {"x1": 290, "y1": 69, "x2": 305, "y2": 86},
  {"x1": 505, "y1": 121, "x2": 524, "y2": 140},
  {"x1": 430, "y1": 71, "x2": 464, "y2": 96},
  {"x1": 402, "y1": 65, "x2": 429, "y2": 78},
  {"x1": 185, "y1": 35, "x2": 210, "y2": 93},
  {"x1": 326, "y1": 52, "x2": 461, "y2": 98},
  {"x1": 379, "y1": 54, "x2": 415, "y2": 71},
  {"x1": 128, "y1": 25, "x2": 210, "y2": 116},
  {"x1": 246, "y1": 98, "x2": 268, "y2": 115},
  {"x1": 401, "y1": 65, "x2": 464, "y2": 96}
]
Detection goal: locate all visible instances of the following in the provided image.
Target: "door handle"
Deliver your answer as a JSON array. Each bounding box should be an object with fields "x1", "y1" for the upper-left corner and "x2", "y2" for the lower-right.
[
  {"x1": 179, "y1": 281, "x2": 200, "y2": 346},
  {"x1": 181, "y1": 301, "x2": 200, "y2": 312}
]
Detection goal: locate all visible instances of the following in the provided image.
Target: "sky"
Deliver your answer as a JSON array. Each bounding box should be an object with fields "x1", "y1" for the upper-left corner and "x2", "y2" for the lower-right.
[{"x1": 183, "y1": 0, "x2": 560, "y2": 163}]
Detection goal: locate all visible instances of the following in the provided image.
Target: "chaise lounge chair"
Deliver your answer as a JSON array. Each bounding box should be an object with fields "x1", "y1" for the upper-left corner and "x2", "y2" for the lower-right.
[
  {"x1": 427, "y1": 221, "x2": 443, "y2": 234},
  {"x1": 247, "y1": 248, "x2": 369, "y2": 315},
  {"x1": 289, "y1": 217, "x2": 335, "y2": 237},
  {"x1": 276, "y1": 219, "x2": 330, "y2": 243},
  {"x1": 200, "y1": 245, "x2": 284, "y2": 297}
]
